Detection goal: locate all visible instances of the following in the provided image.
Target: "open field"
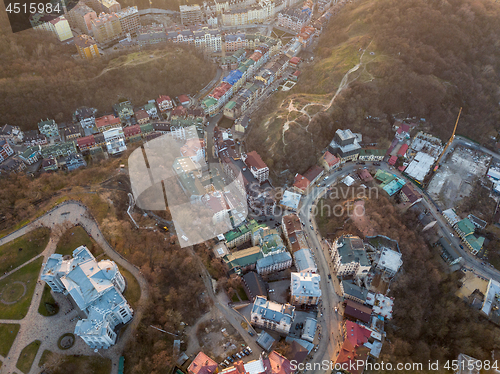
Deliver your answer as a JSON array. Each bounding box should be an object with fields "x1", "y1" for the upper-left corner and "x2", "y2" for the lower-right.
[
  {"x1": 0, "y1": 258, "x2": 43, "y2": 319},
  {"x1": 0, "y1": 227, "x2": 50, "y2": 274},
  {"x1": 39, "y1": 351, "x2": 112, "y2": 374},
  {"x1": 16, "y1": 340, "x2": 41, "y2": 374},
  {"x1": 56, "y1": 225, "x2": 103, "y2": 257},
  {"x1": 0, "y1": 323, "x2": 20, "y2": 357}
]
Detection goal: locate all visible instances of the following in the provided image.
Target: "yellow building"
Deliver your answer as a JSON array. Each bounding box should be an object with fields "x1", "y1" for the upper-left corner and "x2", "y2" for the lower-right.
[
  {"x1": 75, "y1": 34, "x2": 100, "y2": 60},
  {"x1": 91, "y1": 12, "x2": 122, "y2": 43},
  {"x1": 32, "y1": 15, "x2": 73, "y2": 41}
]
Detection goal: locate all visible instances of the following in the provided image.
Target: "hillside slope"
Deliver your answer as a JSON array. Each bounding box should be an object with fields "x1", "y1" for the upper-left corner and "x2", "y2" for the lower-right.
[{"x1": 247, "y1": 0, "x2": 500, "y2": 184}]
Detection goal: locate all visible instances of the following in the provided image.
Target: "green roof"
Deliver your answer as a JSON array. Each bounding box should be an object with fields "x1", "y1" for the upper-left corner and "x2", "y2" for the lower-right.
[
  {"x1": 223, "y1": 246, "x2": 263, "y2": 270},
  {"x1": 40, "y1": 142, "x2": 76, "y2": 158},
  {"x1": 465, "y1": 235, "x2": 485, "y2": 251},
  {"x1": 252, "y1": 227, "x2": 286, "y2": 255},
  {"x1": 375, "y1": 169, "x2": 394, "y2": 183},
  {"x1": 233, "y1": 49, "x2": 246, "y2": 57},
  {"x1": 20, "y1": 146, "x2": 39, "y2": 159},
  {"x1": 359, "y1": 149, "x2": 386, "y2": 157},
  {"x1": 224, "y1": 219, "x2": 260, "y2": 242},
  {"x1": 225, "y1": 101, "x2": 237, "y2": 110},
  {"x1": 456, "y1": 218, "x2": 475, "y2": 236},
  {"x1": 202, "y1": 97, "x2": 218, "y2": 109},
  {"x1": 140, "y1": 123, "x2": 153, "y2": 133}
]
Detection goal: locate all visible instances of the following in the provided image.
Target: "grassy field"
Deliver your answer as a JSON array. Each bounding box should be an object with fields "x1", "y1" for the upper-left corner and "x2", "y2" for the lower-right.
[
  {"x1": 0, "y1": 227, "x2": 50, "y2": 274},
  {"x1": 37, "y1": 284, "x2": 59, "y2": 317},
  {"x1": 38, "y1": 351, "x2": 112, "y2": 374},
  {"x1": 16, "y1": 340, "x2": 41, "y2": 374},
  {"x1": 0, "y1": 258, "x2": 43, "y2": 319},
  {"x1": 0, "y1": 323, "x2": 20, "y2": 357},
  {"x1": 55, "y1": 226, "x2": 102, "y2": 257},
  {"x1": 119, "y1": 266, "x2": 141, "y2": 308}
]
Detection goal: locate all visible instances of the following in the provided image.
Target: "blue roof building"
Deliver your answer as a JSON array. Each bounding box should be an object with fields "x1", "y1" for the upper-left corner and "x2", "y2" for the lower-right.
[{"x1": 223, "y1": 69, "x2": 244, "y2": 86}]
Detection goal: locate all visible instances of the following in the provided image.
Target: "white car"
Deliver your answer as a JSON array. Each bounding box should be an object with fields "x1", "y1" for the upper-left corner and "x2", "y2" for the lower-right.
[{"x1": 334, "y1": 307, "x2": 338, "y2": 313}]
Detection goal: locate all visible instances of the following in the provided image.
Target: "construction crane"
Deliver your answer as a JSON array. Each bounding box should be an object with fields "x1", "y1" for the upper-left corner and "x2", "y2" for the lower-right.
[{"x1": 433, "y1": 107, "x2": 462, "y2": 172}]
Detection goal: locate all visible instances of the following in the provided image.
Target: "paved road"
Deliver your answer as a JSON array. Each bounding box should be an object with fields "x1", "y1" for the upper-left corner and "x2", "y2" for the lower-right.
[{"x1": 0, "y1": 201, "x2": 149, "y2": 374}]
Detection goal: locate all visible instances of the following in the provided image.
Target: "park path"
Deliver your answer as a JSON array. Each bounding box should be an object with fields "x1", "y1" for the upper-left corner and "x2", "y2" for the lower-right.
[{"x1": 0, "y1": 201, "x2": 149, "y2": 374}]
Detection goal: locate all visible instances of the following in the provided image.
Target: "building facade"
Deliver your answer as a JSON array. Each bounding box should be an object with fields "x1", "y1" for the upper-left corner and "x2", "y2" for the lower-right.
[
  {"x1": 290, "y1": 272, "x2": 321, "y2": 305},
  {"x1": 251, "y1": 296, "x2": 295, "y2": 334},
  {"x1": 75, "y1": 34, "x2": 100, "y2": 60}
]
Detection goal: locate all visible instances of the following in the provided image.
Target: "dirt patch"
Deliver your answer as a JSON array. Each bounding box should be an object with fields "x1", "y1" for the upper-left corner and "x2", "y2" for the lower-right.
[{"x1": 349, "y1": 200, "x2": 376, "y2": 237}]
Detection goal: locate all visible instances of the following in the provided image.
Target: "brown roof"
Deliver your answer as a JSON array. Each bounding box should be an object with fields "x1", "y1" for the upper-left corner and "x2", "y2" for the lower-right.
[
  {"x1": 344, "y1": 299, "x2": 372, "y2": 323},
  {"x1": 95, "y1": 114, "x2": 120, "y2": 128},
  {"x1": 268, "y1": 351, "x2": 294, "y2": 374},
  {"x1": 293, "y1": 173, "x2": 310, "y2": 191},
  {"x1": 134, "y1": 109, "x2": 149, "y2": 120},
  {"x1": 335, "y1": 338, "x2": 369, "y2": 374},
  {"x1": 303, "y1": 165, "x2": 323, "y2": 183},
  {"x1": 77, "y1": 135, "x2": 95, "y2": 147},
  {"x1": 244, "y1": 151, "x2": 267, "y2": 170},
  {"x1": 322, "y1": 151, "x2": 339, "y2": 167},
  {"x1": 75, "y1": 34, "x2": 97, "y2": 48},
  {"x1": 124, "y1": 125, "x2": 141, "y2": 137},
  {"x1": 282, "y1": 214, "x2": 302, "y2": 236},
  {"x1": 400, "y1": 183, "x2": 421, "y2": 203},
  {"x1": 188, "y1": 352, "x2": 217, "y2": 374}
]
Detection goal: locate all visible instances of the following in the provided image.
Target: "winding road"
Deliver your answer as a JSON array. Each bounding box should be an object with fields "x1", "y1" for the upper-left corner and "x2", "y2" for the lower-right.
[{"x1": 0, "y1": 200, "x2": 149, "y2": 374}]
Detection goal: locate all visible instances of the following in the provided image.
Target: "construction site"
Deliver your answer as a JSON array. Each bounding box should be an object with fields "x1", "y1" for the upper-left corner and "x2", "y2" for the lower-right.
[{"x1": 427, "y1": 146, "x2": 491, "y2": 209}]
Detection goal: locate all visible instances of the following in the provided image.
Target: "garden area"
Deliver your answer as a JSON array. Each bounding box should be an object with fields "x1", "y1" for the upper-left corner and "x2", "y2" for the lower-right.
[
  {"x1": 16, "y1": 339, "x2": 41, "y2": 374},
  {"x1": 55, "y1": 225, "x2": 102, "y2": 257},
  {"x1": 0, "y1": 323, "x2": 20, "y2": 357},
  {"x1": 39, "y1": 351, "x2": 112, "y2": 374}
]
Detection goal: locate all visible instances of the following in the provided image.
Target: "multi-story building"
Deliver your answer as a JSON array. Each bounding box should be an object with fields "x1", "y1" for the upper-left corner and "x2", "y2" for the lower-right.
[
  {"x1": 0, "y1": 140, "x2": 14, "y2": 164},
  {"x1": 19, "y1": 146, "x2": 41, "y2": 165},
  {"x1": 96, "y1": 114, "x2": 121, "y2": 132},
  {"x1": 40, "y1": 141, "x2": 77, "y2": 159},
  {"x1": 319, "y1": 151, "x2": 340, "y2": 172},
  {"x1": 251, "y1": 296, "x2": 295, "y2": 334},
  {"x1": 103, "y1": 127, "x2": 127, "y2": 155},
  {"x1": 330, "y1": 235, "x2": 371, "y2": 278},
  {"x1": 224, "y1": 219, "x2": 264, "y2": 248},
  {"x1": 156, "y1": 95, "x2": 173, "y2": 112},
  {"x1": 188, "y1": 352, "x2": 217, "y2": 374},
  {"x1": 86, "y1": 0, "x2": 121, "y2": 14},
  {"x1": 0, "y1": 124, "x2": 23, "y2": 144},
  {"x1": 74, "y1": 107, "x2": 98, "y2": 129},
  {"x1": 23, "y1": 130, "x2": 47, "y2": 146},
  {"x1": 375, "y1": 248, "x2": 403, "y2": 277},
  {"x1": 251, "y1": 226, "x2": 286, "y2": 256},
  {"x1": 256, "y1": 251, "x2": 292, "y2": 275},
  {"x1": 32, "y1": 15, "x2": 73, "y2": 41},
  {"x1": 340, "y1": 280, "x2": 368, "y2": 304},
  {"x1": 143, "y1": 101, "x2": 158, "y2": 119},
  {"x1": 277, "y1": 8, "x2": 311, "y2": 32},
  {"x1": 65, "y1": 153, "x2": 87, "y2": 171},
  {"x1": 358, "y1": 148, "x2": 385, "y2": 162},
  {"x1": 193, "y1": 28, "x2": 222, "y2": 52},
  {"x1": 41, "y1": 246, "x2": 132, "y2": 349},
  {"x1": 67, "y1": 3, "x2": 97, "y2": 34},
  {"x1": 293, "y1": 248, "x2": 316, "y2": 273},
  {"x1": 77, "y1": 135, "x2": 96, "y2": 152},
  {"x1": 137, "y1": 24, "x2": 167, "y2": 45},
  {"x1": 113, "y1": 101, "x2": 134, "y2": 121},
  {"x1": 63, "y1": 124, "x2": 83, "y2": 141},
  {"x1": 180, "y1": 138, "x2": 206, "y2": 164},
  {"x1": 38, "y1": 119, "x2": 59, "y2": 139},
  {"x1": 134, "y1": 109, "x2": 150, "y2": 125},
  {"x1": 242, "y1": 151, "x2": 269, "y2": 183},
  {"x1": 180, "y1": 4, "x2": 203, "y2": 25},
  {"x1": 115, "y1": 6, "x2": 139, "y2": 35},
  {"x1": 221, "y1": 0, "x2": 274, "y2": 26},
  {"x1": 75, "y1": 34, "x2": 100, "y2": 60},
  {"x1": 290, "y1": 272, "x2": 321, "y2": 305},
  {"x1": 91, "y1": 12, "x2": 122, "y2": 43},
  {"x1": 328, "y1": 129, "x2": 362, "y2": 163}
]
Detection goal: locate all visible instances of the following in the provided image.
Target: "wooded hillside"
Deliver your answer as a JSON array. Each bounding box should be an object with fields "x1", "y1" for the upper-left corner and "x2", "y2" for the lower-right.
[{"x1": 247, "y1": 0, "x2": 500, "y2": 183}]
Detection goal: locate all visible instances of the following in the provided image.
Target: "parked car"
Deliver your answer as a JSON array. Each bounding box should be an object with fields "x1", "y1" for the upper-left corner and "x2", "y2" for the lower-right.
[
  {"x1": 328, "y1": 274, "x2": 332, "y2": 279},
  {"x1": 459, "y1": 245, "x2": 464, "y2": 249},
  {"x1": 236, "y1": 353, "x2": 241, "y2": 359},
  {"x1": 246, "y1": 346, "x2": 252, "y2": 353},
  {"x1": 248, "y1": 330, "x2": 254, "y2": 336}
]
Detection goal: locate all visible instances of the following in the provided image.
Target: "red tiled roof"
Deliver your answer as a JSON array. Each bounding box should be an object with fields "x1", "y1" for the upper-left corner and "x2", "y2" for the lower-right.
[
  {"x1": 249, "y1": 51, "x2": 263, "y2": 62},
  {"x1": 134, "y1": 109, "x2": 149, "y2": 121},
  {"x1": 357, "y1": 169, "x2": 373, "y2": 182},
  {"x1": 293, "y1": 173, "x2": 310, "y2": 191},
  {"x1": 178, "y1": 94, "x2": 190, "y2": 104},
  {"x1": 268, "y1": 351, "x2": 294, "y2": 374},
  {"x1": 397, "y1": 144, "x2": 408, "y2": 156},
  {"x1": 398, "y1": 165, "x2": 406, "y2": 172},
  {"x1": 292, "y1": 70, "x2": 301, "y2": 77},
  {"x1": 335, "y1": 338, "x2": 369, "y2": 374},
  {"x1": 303, "y1": 165, "x2": 323, "y2": 183},
  {"x1": 188, "y1": 352, "x2": 217, "y2": 374},
  {"x1": 401, "y1": 123, "x2": 410, "y2": 133},
  {"x1": 210, "y1": 82, "x2": 232, "y2": 100},
  {"x1": 282, "y1": 214, "x2": 302, "y2": 235},
  {"x1": 344, "y1": 320, "x2": 371, "y2": 348},
  {"x1": 322, "y1": 151, "x2": 340, "y2": 167},
  {"x1": 388, "y1": 155, "x2": 397, "y2": 166},
  {"x1": 77, "y1": 135, "x2": 95, "y2": 148},
  {"x1": 95, "y1": 114, "x2": 120, "y2": 128},
  {"x1": 244, "y1": 151, "x2": 267, "y2": 170},
  {"x1": 289, "y1": 57, "x2": 301, "y2": 64},
  {"x1": 156, "y1": 95, "x2": 171, "y2": 104},
  {"x1": 124, "y1": 125, "x2": 141, "y2": 137}
]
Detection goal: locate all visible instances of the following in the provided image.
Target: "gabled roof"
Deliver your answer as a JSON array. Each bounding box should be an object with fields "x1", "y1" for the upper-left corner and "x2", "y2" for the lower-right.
[
  {"x1": 303, "y1": 165, "x2": 323, "y2": 183},
  {"x1": 321, "y1": 151, "x2": 339, "y2": 167},
  {"x1": 188, "y1": 352, "x2": 217, "y2": 374},
  {"x1": 293, "y1": 174, "x2": 310, "y2": 191},
  {"x1": 244, "y1": 151, "x2": 267, "y2": 169},
  {"x1": 344, "y1": 320, "x2": 372, "y2": 347},
  {"x1": 344, "y1": 299, "x2": 372, "y2": 323}
]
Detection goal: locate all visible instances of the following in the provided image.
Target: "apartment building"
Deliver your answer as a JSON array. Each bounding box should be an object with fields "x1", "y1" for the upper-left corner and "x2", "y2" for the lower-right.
[
  {"x1": 67, "y1": 3, "x2": 97, "y2": 34},
  {"x1": 331, "y1": 235, "x2": 371, "y2": 278},
  {"x1": 251, "y1": 296, "x2": 295, "y2": 334},
  {"x1": 91, "y1": 12, "x2": 122, "y2": 43},
  {"x1": 180, "y1": 4, "x2": 203, "y2": 25},
  {"x1": 115, "y1": 6, "x2": 139, "y2": 35},
  {"x1": 75, "y1": 34, "x2": 100, "y2": 60},
  {"x1": 291, "y1": 272, "x2": 321, "y2": 305},
  {"x1": 32, "y1": 15, "x2": 73, "y2": 41}
]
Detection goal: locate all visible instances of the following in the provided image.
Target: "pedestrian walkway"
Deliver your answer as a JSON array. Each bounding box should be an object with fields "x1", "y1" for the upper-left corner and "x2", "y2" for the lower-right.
[{"x1": 0, "y1": 201, "x2": 149, "y2": 374}]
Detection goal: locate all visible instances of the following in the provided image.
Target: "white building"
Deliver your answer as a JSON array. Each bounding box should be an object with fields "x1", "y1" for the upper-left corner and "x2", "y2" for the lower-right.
[
  {"x1": 290, "y1": 272, "x2": 321, "y2": 305},
  {"x1": 376, "y1": 248, "x2": 402, "y2": 277},
  {"x1": 330, "y1": 235, "x2": 371, "y2": 278},
  {"x1": 242, "y1": 151, "x2": 269, "y2": 183},
  {"x1": 41, "y1": 246, "x2": 133, "y2": 349},
  {"x1": 293, "y1": 248, "x2": 317, "y2": 273},
  {"x1": 301, "y1": 317, "x2": 317, "y2": 342},
  {"x1": 481, "y1": 278, "x2": 500, "y2": 317},
  {"x1": 250, "y1": 295, "x2": 295, "y2": 334},
  {"x1": 103, "y1": 127, "x2": 127, "y2": 155}
]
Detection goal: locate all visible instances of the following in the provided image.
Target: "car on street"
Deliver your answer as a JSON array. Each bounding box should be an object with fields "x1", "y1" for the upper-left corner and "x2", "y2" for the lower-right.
[
  {"x1": 334, "y1": 307, "x2": 338, "y2": 313},
  {"x1": 248, "y1": 330, "x2": 254, "y2": 336},
  {"x1": 328, "y1": 274, "x2": 332, "y2": 279},
  {"x1": 460, "y1": 245, "x2": 464, "y2": 249}
]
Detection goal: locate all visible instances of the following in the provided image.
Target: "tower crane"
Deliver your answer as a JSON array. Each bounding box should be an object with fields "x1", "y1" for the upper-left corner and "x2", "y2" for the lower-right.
[{"x1": 433, "y1": 107, "x2": 462, "y2": 172}]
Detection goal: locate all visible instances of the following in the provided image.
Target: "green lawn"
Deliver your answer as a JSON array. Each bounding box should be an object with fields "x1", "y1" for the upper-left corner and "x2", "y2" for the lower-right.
[
  {"x1": 55, "y1": 226, "x2": 102, "y2": 257},
  {"x1": 119, "y1": 266, "x2": 141, "y2": 308},
  {"x1": 0, "y1": 323, "x2": 20, "y2": 356},
  {"x1": 0, "y1": 228, "x2": 50, "y2": 274},
  {"x1": 38, "y1": 284, "x2": 59, "y2": 317},
  {"x1": 0, "y1": 258, "x2": 43, "y2": 319},
  {"x1": 38, "y1": 351, "x2": 112, "y2": 374},
  {"x1": 16, "y1": 340, "x2": 41, "y2": 374}
]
